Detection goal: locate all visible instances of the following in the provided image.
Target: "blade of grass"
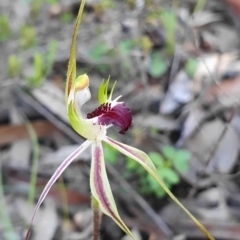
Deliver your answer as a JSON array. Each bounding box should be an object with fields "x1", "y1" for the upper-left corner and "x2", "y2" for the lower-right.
[
  {"x1": 23, "y1": 117, "x2": 39, "y2": 205},
  {"x1": 57, "y1": 176, "x2": 69, "y2": 221}
]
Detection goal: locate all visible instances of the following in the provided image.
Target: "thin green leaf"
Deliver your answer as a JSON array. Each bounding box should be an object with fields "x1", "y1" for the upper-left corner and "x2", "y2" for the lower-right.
[
  {"x1": 119, "y1": 40, "x2": 134, "y2": 56},
  {"x1": 24, "y1": 118, "x2": 39, "y2": 205}
]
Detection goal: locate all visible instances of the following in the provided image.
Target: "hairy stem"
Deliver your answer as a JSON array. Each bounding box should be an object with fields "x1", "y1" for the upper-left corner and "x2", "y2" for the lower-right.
[{"x1": 92, "y1": 195, "x2": 101, "y2": 240}]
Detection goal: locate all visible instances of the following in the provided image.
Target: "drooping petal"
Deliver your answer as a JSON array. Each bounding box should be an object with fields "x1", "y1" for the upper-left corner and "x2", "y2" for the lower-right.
[
  {"x1": 65, "y1": 0, "x2": 85, "y2": 104},
  {"x1": 90, "y1": 141, "x2": 135, "y2": 239},
  {"x1": 104, "y1": 137, "x2": 214, "y2": 240},
  {"x1": 26, "y1": 140, "x2": 92, "y2": 240},
  {"x1": 87, "y1": 102, "x2": 132, "y2": 134}
]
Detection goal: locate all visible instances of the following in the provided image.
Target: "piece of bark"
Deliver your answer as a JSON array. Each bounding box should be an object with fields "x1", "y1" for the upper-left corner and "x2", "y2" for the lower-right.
[{"x1": 0, "y1": 120, "x2": 60, "y2": 145}]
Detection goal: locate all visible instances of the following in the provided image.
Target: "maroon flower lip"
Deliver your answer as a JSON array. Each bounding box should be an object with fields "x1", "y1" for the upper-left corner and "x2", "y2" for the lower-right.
[{"x1": 87, "y1": 102, "x2": 132, "y2": 134}]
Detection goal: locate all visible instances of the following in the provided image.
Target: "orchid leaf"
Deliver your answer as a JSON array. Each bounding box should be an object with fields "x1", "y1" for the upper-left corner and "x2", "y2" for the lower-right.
[
  {"x1": 104, "y1": 136, "x2": 214, "y2": 240},
  {"x1": 90, "y1": 141, "x2": 135, "y2": 239},
  {"x1": 65, "y1": 0, "x2": 85, "y2": 104},
  {"x1": 26, "y1": 140, "x2": 92, "y2": 240}
]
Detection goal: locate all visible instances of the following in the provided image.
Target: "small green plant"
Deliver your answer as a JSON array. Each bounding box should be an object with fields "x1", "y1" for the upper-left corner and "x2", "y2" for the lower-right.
[
  {"x1": 30, "y1": 0, "x2": 42, "y2": 17},
  {"x1": 26, "y1": 40, "x2": 57, "y2": 87},
  {"x1": 100, "y1": 0, "x2": 115, "y2": 9},
  {"x1": 44, "y1": 40, "x2": 58, "y2": 76},
  {"x1": 148, "y1": 51, "x2": 167, "y2": 78},
  {"x1": 162, "y1": 145, "x2": 190, "y2": 173},
  {"x1": 7, "y1": 55, "x2": 21, "y2": 78},
  {"x1": 125, "y1": 146, "x2": 190, "y2": 198},
  {"x1": 30, "y1": 0, "x2": 60, "y2": 17},
  {"x1": 185, "y1": 58, "x2": 198, "y2": 78},
  {"x1": 27, "y1": 53, "x2": 44, "y2": 87},
  {"x1": 60, "y1": 13, "x2": 74, "y2": 24},
  {"x1": 118, "y1": 40, "x2": 134, "y2": 56},
  {"x1": 19, "y1": 25, "x2": 36, "y2": 49},
  {"x1": 89, "y1": 40, "x2": 111, "y2": 61},
  {"x1": 89, "y1": 40, "x2": 113, "y2": 74},
  {"x1": 140, "y1": 36, "x2": 152, "y2": 54},
  {"x1": 159, "y1": 9, "x2": 176, "y2": 55},
  {"x1": 0, "y1": 15, "x2": 11, "y2": 42}
]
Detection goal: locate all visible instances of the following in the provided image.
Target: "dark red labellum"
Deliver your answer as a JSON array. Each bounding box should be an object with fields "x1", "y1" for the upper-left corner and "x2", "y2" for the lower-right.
[{"x1": 87, "y1": 102, "x2": 132, "y2": 134}]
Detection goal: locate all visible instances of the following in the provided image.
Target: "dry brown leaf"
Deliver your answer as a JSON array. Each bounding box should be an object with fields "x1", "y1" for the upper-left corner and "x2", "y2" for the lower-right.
[
  {"x1": 224, "y1": 0, "x2": 240, "y2": 16},
  {"x1": 204, "y1": 76, "x2": 240, "y2": 106}
]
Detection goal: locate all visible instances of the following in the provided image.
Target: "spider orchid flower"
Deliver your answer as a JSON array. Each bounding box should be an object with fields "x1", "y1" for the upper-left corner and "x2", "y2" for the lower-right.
[{"x1": 26, "y1": 1, "x2": 214, "y2": 240}]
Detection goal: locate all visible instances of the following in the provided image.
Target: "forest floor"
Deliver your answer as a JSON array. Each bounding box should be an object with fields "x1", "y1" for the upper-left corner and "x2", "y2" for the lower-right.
[{"x1": 1, "y1": 0, "x2": 240, "y2": 239}]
